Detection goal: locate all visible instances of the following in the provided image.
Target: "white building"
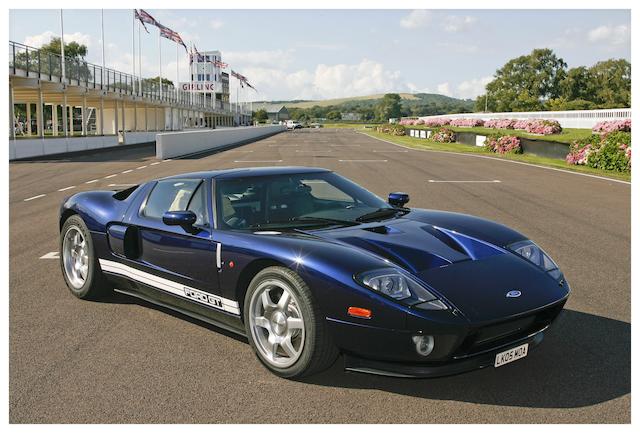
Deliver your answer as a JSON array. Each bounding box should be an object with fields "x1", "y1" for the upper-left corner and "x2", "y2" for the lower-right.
[{"x1": 181, "y1": 50, "x2": 230, "y2": 112}]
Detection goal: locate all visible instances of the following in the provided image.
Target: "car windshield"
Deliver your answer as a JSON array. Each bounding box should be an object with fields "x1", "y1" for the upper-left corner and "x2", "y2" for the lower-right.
[{"x1": 216, "y1": 171, "x2": 395, "y2": 230}]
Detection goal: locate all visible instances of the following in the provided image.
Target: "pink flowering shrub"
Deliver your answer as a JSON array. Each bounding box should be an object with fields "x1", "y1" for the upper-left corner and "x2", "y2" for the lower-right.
[
  {"x1": 483, "y1": 134, "x2": 522, "y2": 154},
  {"x1": 524, "y1": 119, "x2": 562, "y2": 135},
  {"x1": 422, "y1": 118, "x2": 452, "y2": 127},
  {"x1": 398, "y1": 119, "x2": 415, "y2": 126},
  {"x1": 592, "y1": 119, "x2": 631, "y2": 134},
  {"x1": 416, "y1": 119, "x2": 425, "y2": 125},
  {"x1": 450, "y1": 118, "x2": 485, "y2": 127},
  {"x1": 430, "y1": 128, "x2": 455, "y2": 143},
  {"x1": 566, "y1": 132, "x2": 630, "y2": 172},
  {"x1": 484, "y1": 119, "x2": 517, "y2": 129},
  {"x1": 513, "y1": 119, "x2": 532, "y2": 130}
]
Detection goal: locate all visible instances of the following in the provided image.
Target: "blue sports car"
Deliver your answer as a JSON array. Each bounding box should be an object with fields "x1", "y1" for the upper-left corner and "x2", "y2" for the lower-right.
[{"x1": 59, "y1": 166, "x2": 569, "y2": 378}]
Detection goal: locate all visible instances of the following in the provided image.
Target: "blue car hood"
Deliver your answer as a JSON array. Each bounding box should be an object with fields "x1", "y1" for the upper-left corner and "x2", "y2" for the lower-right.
[{"x1": 309, "y1": 218, "x2": 567, "y2": 322}]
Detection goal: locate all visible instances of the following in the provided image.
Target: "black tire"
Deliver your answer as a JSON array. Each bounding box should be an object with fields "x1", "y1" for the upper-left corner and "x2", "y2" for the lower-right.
[
  {"x1": 243, "y1": 266, "x2": 338, "y2": 378},
  {"x1": 59, "y1": 215, "x2": 110, "y2": 299}
]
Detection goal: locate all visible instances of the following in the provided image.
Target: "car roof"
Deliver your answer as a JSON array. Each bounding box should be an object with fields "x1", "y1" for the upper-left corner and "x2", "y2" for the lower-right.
[{"x1": 160, "y1": 166, "x2": 331, "y2": 181}]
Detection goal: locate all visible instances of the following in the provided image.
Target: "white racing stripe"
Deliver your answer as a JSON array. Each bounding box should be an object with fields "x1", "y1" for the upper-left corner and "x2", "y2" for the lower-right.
[{"x1": 98, "y1": 259, "x2": 240, "y2": 315}]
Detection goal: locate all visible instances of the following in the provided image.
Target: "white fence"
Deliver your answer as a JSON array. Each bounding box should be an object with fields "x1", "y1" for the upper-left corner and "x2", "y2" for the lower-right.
[
  {"x1": 156, "y1": 125, "x2": 285, "y2": 159},
  {"x1": 410, "y1": 108, "x2": 631, "y2": 129}
]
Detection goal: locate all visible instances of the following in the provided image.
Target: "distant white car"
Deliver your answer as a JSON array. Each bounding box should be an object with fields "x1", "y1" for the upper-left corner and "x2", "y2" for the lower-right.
[{"x1": 286, "y1": 120, "x2": 302, "y2": 130}]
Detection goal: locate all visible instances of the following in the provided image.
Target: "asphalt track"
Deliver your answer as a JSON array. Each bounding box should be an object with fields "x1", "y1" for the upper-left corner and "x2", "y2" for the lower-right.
[{"x1": 9, "y1": 128, "x2": 630, "y2": 423}]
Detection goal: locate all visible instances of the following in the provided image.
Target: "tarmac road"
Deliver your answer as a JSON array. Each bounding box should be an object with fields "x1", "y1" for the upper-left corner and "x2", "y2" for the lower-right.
[{"x1": 9, "y1": 128, "x2": 630, "y2": 423}]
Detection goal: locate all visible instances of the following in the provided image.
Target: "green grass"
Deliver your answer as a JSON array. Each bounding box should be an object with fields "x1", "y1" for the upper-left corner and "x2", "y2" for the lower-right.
[
  {"x1": 360, "y1": 129, "x2": 631, "y2": 182},
  {"x1": 408, "y1": 125, "x2": 593, "y2": 145}
]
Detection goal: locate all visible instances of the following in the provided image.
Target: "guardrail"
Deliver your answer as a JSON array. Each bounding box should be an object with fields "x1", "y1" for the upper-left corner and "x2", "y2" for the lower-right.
[{"x1": 404, "y1": 108, "x2": 631, "y2": 129}]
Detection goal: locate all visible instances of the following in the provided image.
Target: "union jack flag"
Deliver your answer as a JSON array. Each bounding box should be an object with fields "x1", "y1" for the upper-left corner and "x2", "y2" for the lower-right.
[
  {"x1": 160, "y1": 26, "x2": 188, "y2": 53},
  {"x1": 134, "y1": 9, "x2": 151, "y2": 33},
  {"x1": 136, "y1": 9, "x2": 158, "y2": 27},
  {"x1": 212, "y1": 59, "x2": 228, "y2": 69},
  {"x1": 231, "y1": 70, "x2": 247, "y2": 82},
  {"x1": 245, "y1": 81, "x2": 257, "y2": 91},
  {"x1": 190, "y1": 45, "x2": 205, "y2": 64}
]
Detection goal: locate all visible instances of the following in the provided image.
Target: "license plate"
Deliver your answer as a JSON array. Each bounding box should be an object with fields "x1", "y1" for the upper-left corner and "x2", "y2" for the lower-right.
[{"x1": 494, "y1": 343, "x2": 528, "y2": 367}]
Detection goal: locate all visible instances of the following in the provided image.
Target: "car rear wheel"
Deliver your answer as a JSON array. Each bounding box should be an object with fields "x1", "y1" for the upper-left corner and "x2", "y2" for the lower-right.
[
  {"x1": 244, "y1": 266, "x2": 338, "y2": 378},
  {"x1": 60, "y1": 215, "x2": 110, "y2": 299}
]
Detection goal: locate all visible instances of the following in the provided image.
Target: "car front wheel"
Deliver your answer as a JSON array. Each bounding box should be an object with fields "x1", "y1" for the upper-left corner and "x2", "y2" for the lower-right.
[
  {"x1": 244, "y1": 266, "x2": 338, "y2": 378},
  {"x1": 60, "y1": 215, "x2": 110, "y2": 299}
]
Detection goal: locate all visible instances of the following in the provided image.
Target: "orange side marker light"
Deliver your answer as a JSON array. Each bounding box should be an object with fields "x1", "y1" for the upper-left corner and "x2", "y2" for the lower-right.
[{"x1": 348, "y1": 306, "x2": 372, "y2": 319}]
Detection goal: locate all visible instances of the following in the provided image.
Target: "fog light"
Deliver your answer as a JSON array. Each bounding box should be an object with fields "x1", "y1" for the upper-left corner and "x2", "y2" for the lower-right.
[{"x1": 412, "y1": 335, "x2": 434, "y2": 356}]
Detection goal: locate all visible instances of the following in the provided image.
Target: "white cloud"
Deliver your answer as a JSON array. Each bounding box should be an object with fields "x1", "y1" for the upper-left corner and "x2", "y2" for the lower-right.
[
  {"x1": 209, "y1": 19, "x2": 224, "y2": 30},
  {"x1": 436, "y1": 82, "x2": 452, "y2": 97},
  {"x1": 231, "y1": 59, "x2": 407, "y2": 101},
  {"x1": 24, "y1": 31, "x2": 92, "y2": 48},
  {"x1": 400, "y1": 10, "x2": 431, "y2": 29},
  {"x1": 588, "y1": 24, "x2": 629, "y2": 45},
  {"x1": 454, "y1": 75, "x2": 493, "y2": 99},
  {"x1": 442, "y1": 15, "x2": 477, "y2": 33}
]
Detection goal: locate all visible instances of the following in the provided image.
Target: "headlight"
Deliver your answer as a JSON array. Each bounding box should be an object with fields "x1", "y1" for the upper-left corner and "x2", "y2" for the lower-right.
[
  {"x1": 508, "y1": 240, "x2": 563, "y2": 281},
  {"x1": 355, "y1": 269, "x2": 448, "y2": 310}
]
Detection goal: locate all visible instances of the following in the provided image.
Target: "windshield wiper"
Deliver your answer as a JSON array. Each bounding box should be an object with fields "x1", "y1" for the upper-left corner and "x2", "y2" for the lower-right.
[
  {"x1": 355, "y1": 207, "x2": 408, "y2": 222},
  {"x1": 291, "y1": 216, "x2": 360, "y2": 227},
  {"x1": 248, "y1": 217, "x2": 359, "y2": 230}
]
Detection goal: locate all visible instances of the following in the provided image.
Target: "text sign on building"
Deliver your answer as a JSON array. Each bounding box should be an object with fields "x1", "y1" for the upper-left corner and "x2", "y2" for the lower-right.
[{"x1": 180, "y1": 82, "x2": 221, "y2": 93}]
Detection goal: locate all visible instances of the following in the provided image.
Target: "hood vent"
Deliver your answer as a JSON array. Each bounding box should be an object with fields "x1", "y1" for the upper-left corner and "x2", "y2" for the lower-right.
[
  {"x1": 362, "y1": 225, "x2": 400, "y2": 235},
  {"x1": 428, "y1": 226, "x2": 504, "y2": 260}
]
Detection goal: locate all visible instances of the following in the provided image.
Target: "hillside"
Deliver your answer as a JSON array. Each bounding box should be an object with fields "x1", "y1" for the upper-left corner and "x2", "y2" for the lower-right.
[{"x1": 264, "y1": 93, "x2": 474, "y2": 112}]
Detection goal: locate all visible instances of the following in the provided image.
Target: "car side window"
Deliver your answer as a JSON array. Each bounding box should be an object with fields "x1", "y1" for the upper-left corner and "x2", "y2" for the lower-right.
[
  {"x1": 187, "y1": 183, "x2": 210, "y2": 227},
  {"x1": 142, "y1": 179, "x2": 202, "y2": 220}
]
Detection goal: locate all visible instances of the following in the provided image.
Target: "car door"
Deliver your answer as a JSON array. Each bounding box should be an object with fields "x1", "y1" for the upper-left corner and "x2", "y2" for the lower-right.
[{"x1": 119, "y1": 178, "x2": 236, "y2": 315}]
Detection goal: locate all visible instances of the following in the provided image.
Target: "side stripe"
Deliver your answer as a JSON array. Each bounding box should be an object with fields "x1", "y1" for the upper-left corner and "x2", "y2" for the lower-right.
[{"x1": 98, "y1": 259, "x2": 240, "y2": 315}]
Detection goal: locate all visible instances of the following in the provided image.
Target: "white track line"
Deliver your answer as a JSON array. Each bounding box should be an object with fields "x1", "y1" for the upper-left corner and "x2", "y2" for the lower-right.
[
  {"x1": 234, "y1": 160, "x2": 283, "y2": 163},
  {"x1": 339, "y1": 159, "x2": 388, "y2": 162},
  {"x1": 359, "y1": 131, "x2": 631, "y2": 185},
  {"x1": 104, "y1": 174, "x2": 117, "y2": 179},
  {"x1": 24, "y1": 194, "x2": 46, "y2": 202},
  {"x1": 57, "y1": 186, "x2": 76, "y2": 192},
  {"x1": 85, "y1": 179, "x2": 99, "y2": 184},
  {"x1": 121, "y1": 169, "x2": 133, "y2": 174},
  {"x1": 150, "y1": 162, "x2": 161, "y2": 165},
  {"x1": 429, "y1": 180, "x2": 501, "y2": 183},
  {"x1": 136, "y1": 165, "x2": 147, "y2": 170}
]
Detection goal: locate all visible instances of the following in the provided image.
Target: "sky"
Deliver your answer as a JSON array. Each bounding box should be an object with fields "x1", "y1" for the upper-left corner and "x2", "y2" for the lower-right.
[{"x1": 9, "y1": 9, "x2": 631, "y2": 102}]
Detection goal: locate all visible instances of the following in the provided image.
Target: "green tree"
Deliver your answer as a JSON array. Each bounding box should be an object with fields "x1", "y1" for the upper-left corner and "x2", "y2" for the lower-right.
[
  {"x1": 326, "y1": 110, "x2": 342, "y2": 121},
  {"x1": 478, "y1": 48, "x2": 567, "y2": 112},
  {"x1": 588, "y1": 59, "x2": 631, "y2": 108},
  {"x1": 375, "y1": 93, "x2": 402, "y2": 121},
  {"x1": 253, "y1": 109, "x2": 268, "y2": 123},
  {"x1": 142, "y1": 76, "x2": 174, "y2": 87},
  {"x1": 14, "y1": 37, "x2": 91, "y2": 80}
]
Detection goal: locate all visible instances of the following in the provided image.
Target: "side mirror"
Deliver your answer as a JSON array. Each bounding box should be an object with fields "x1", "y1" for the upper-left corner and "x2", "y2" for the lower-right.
[
  {"x1": 162, "y1": 210, "x2": 197, "y2": 229},
  {"x1": 388, "y1": 192, "x2": 410, "y2": 207}
]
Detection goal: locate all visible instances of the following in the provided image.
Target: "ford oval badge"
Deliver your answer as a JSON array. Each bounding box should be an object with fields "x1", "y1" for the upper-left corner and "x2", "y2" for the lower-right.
[{"x1": 506, "y1": 290, "x2": 522, "y2": 298}]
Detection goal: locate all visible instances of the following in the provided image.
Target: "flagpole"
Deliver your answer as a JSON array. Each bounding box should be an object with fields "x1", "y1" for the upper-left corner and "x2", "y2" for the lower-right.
[
  {"x1": 158, "y1": 29, "x2": 162, "y2": 100},
  {"x1": 138, "y1": 19, "x2": 141, "y2": 95},
  {"x1": 132, "y1": 10, "x2": 136, "y2": 94},
  {"x1": 176, "y1": 43, "x2": 179, "y2": 104},
  {"x1": 100, "y1": 10, "x2": 105, "y2": 88}
]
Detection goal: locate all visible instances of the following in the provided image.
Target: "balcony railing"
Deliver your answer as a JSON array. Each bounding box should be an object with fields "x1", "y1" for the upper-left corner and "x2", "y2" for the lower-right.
[{"x1": 9, "y1": 40, "x2": 245, "y2": 113}]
